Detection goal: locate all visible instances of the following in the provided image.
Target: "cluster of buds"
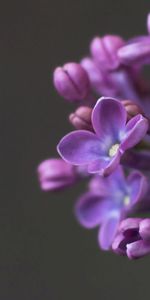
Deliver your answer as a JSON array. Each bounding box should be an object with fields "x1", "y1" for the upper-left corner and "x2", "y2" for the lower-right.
[{"x1": 38, "y1": 12, "x2": 150, "y2": 260}]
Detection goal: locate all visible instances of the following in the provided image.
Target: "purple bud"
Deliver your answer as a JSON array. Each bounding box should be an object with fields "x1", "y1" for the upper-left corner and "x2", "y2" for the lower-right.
[
  {"x1": 147, "y1": 13, "x2": 150, "y2": 34},
  {"x1": 122, "y1": 100, "x2": 143, "y2": 121},
  {"x1": 37, "y1": 158, "x2": 76, "y2": 191},
  {"x1": 118, "y1": 37, "x2": 150, "y2": 66},
  {"x1": 69, "y1": 106, "x2": 93, "y2": 131},
  {"x1": 90, "y1": 35, "x2": 125, "y2": 70},
  {"x1": 53, "y1": 63, "x2": 90, "y2": 102}
]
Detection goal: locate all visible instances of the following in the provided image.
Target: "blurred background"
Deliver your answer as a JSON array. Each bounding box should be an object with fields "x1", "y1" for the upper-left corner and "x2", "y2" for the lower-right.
[{"x1": 1, "y1": 0, "x2": 150, "y2": 299}]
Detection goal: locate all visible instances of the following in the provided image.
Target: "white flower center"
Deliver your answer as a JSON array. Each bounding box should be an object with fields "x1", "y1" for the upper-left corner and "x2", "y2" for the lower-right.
[
  {"x1": 124, "y1": 195, "x2": 130, "y2": 206},
  {"x1": 109, "y1": 143, "x2": 120, "y2": 157}
]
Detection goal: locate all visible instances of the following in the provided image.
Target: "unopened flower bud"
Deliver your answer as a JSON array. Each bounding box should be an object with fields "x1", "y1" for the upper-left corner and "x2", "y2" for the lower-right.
[
  {"x1": 90, "y1": 35, "x2": 124, "y2": 70},
  {"x1": 147, "y1": 13, "x2": 150, "y2": 34},
  {"x1": 53, "y1": 62, "x2": 90, "y2": 102},
  {"x1": 122, "y1": 100, "x2": 143, "y2": 120},
  {"x1": 69, "y1": 106, "x2": 93, "y2": 131},
  {"x1": 37, "y1": 158, "x2": 76, "y2": 191},
  {"x1": 118, "y1": 37, "x2": 150, "y2": 66}
]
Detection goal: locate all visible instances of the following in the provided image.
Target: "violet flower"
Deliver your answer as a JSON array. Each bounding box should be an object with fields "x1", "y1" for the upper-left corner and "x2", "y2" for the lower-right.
[
  {"x1": 112, "y1": 218, "x2": 150, "y2": 259},
  {"x1": 57, "y1": 97, "x2": 148, "y2": 176},
  {"x1": 75, "y1": 167, "x2": 147, "y2": 250}
]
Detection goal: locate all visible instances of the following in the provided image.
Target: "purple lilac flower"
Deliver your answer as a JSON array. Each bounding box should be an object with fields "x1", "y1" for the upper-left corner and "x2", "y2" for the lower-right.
[
  {"x1": 39, "y1": 11, "x2": 150, "y2": 260},
  {"x1": 37, "y1": 158, "x2": 77, "y2": 191},
  {"x1": 57, "y1": 97, "x2": 148, "y2": 176},
  {"x1": 112, "y1": 218, "x2": 150, "y2": 259},
  {"x1": 75, "y1": 167, "x2": 147, "y2": 250}
]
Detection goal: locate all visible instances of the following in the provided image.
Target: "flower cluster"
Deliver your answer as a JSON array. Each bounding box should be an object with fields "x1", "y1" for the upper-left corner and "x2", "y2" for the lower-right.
[{"x1": 38, "y1": 13, "x2": 150, "y2": 259}]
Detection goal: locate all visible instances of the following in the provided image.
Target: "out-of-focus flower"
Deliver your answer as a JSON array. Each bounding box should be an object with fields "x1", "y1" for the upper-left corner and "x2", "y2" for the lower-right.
[
  {"x1": 53, "y1": 62, "x2": 91, "y2": 102},
  {"x1": 57, "y1": 97, "x2": 148, "y2": 176},
  {"x1": 37, "y1": 158, "x2": 77, "y2": 191},
  {"x1": 69, "y1": 106, "x2": 93, "y2": 131},
  {"x1": 75, "y1": 167, "x2": 147, "y2": 250},
  {"x1": 112, "y1": 218, "x2": 150, "y2": 259},
  {"x1": 118, "y1": 36, "x2": 150, "y2": 66},
  {"x1": 147, "y1": 13, "x2": 150, "y2": 34},
  {"x1": 90, "y1": 35, "x2": 125, "y2": 70}
]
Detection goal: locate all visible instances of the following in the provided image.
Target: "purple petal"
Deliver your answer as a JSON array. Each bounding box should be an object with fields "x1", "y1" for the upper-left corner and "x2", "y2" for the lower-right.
[
  {"x1": 120, "y1": 114, "x2": 148, "y2": 152},
  {"x1": 88, "y1": 150, "x2": 121, "y2": 176},
  {"x1": 75, "y1": 192, "x2": 112, "y2": 228},
  {"x1": 40, "y1": 179, "x2": 74, "y2": 191},
  {"x1": 127, "y1": 171, "x2": 148, "y2": 206},
  {"x1": 127, "y1": 240, "x2": 150, "y2": 259},
  {"x1": 139, "y1": 219, "x2": 150, "y2": 241},
  {"x1": 89, "y1": 165, "x2": 126, "y2": 196},
  {"x1": 92, "y1": 97, "x2": 127, "y2": 141},
  {"x1": 98, "y1": 213, "x2": 120, "y2": 250},
  {"x1": 112, "y1": 233, "x2": 127, "y2": 255},
  {"x1": 118, "y1": 218, "x2": 141, "y2": 233},
  {"x1": 57, "y1": 130, "x2": 101, "y2": 165}
]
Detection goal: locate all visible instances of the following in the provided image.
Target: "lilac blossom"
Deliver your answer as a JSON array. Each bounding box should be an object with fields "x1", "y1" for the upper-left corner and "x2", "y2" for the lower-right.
[
  {"x1": 39, "y1": 11, "x2": 150, "y2": 260},
  {"x1": 112, "y1": 218, "x2": 150, "y2": 259},
  {"x1": 57, "y1": 97, "x2": 148, "y2": 176},
  {"x1": 75, "y1": 167, "x2": 147, "y2": 250}
]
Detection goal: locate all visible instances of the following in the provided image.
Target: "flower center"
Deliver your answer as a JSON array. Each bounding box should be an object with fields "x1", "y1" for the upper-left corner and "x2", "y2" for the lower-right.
[
  {"x1": 109, "y1": 143, "x2": 120, "y2": 157},
  {"x1": 124, "y1": 195, "x2": 130, "y2": 206}
]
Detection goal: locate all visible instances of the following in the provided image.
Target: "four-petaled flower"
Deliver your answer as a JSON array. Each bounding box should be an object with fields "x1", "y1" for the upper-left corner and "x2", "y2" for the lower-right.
[
  {"x1": 57, "y1": 97, "x2": 148, "y2": 176},
  {"x1": 75, "y1": 167, "x2": 147, "y2": 250}
]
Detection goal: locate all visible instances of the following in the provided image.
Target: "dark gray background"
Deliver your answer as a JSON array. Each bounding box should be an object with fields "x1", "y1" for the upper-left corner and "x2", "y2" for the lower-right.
[{"x1": 1, "y1": 0, "x2": 150, "y2": 299}]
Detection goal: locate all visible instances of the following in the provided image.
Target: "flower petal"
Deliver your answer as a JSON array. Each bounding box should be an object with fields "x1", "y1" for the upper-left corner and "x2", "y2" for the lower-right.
[
  {"x1": 98, "y1": 212, "x2": 120, "y2": 250},
  {"x1": 92, "y1": 97, "x2": 127, "y2": 141},
  {"x1": 127, "y1": 240, "x2": 150, "y2": 259},
  {"x1": 75, "y1": 192, "x2": 112, "y2": 228},
  {"x1": 127, "y1": 171, "x2": 148, "y2": 206},
  {"x1": 112, "y1": 233, "x2": 127, "y2": 255},
  {"x1": 120, "y1": 114, "x2": 148, "y2": 152},
  {"x1": 57, "y1": 130, "x2": 101, "y2": 165},
  {"x1": 89, "y1": 165, "x2": 126, "y2": 197},
  {"x1": 88, "y1": 150, "x2": 121, "y2": 176}
]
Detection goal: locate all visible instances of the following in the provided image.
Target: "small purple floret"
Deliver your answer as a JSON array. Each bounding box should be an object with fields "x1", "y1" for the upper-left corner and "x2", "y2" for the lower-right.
[
  {"x1": 57, "y1": 97, "x2": 148, "y2": 176},
  {"x1": 75, "y1": 167, "x2": 147, "y2": 250}
]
